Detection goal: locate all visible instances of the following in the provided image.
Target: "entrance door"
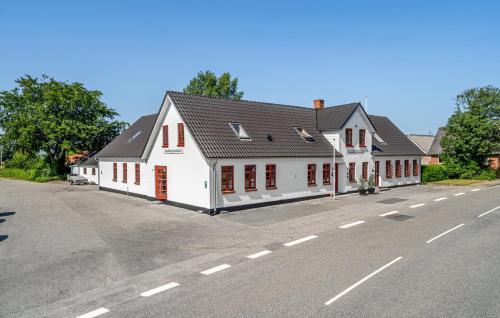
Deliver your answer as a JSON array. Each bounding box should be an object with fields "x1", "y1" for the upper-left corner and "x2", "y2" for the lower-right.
[
  {"x1": 374, "y1": 161, "x2": 380, "y2": 187},
  {"x1": 155, "y1": 166, "x2": 167, "y2": 200},
  {"x1": 335, "y1": 163, "x2": 339, "y2": 192}
]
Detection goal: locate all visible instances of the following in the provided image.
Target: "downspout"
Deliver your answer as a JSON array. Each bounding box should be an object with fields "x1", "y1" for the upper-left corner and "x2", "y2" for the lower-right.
[{"x1": 210, "y1": 159, "x2": 218, "y2": 215}]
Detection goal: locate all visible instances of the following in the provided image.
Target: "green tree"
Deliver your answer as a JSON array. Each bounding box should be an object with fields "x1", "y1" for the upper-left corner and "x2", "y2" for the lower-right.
[
  {"x1": 0, "y1": 75, "x2": 128, "y2": 174},
  {"x1": 441, "y1": 86, "x2": 500, "y2": 175},
  {"x1": 183, "y1": 71, "x2": 244, "y2": 100}
]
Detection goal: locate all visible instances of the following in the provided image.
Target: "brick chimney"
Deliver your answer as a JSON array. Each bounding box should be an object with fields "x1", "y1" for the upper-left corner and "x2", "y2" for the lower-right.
[{"x1": 314, "y1": 99, "x2": 324, "y2": 110}]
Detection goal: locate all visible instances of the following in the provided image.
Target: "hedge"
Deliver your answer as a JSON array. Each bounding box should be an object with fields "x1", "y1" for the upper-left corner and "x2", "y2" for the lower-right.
[{"x1": 0, "y1": 168, "x2": 63, "y2": 182}]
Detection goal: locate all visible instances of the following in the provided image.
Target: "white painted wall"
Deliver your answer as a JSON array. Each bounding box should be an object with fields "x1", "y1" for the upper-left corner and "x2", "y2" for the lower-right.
[
  {"x1": 374, "y1": 156, "x2": 421, "y2": 187},
  {"x1": 79, "y1": 166, "x2": 99, "y2": 184},
  {"x1": 214, "y1": 157, "x2": 343, "y2": 209}
]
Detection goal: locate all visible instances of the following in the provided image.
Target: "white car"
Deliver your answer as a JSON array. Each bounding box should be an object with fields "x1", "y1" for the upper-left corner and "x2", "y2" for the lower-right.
[{"x1": 68, "y1": 174, "x2": 89, "y2": 185}]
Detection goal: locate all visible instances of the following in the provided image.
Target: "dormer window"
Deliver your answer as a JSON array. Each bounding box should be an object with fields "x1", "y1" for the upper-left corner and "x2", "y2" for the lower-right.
[
  {"x1": 295, "y1": 127, "x2": 315, "y2": 143},
  {"x1": 229, "y1": 123, "x2": 251, "y2": 140}
]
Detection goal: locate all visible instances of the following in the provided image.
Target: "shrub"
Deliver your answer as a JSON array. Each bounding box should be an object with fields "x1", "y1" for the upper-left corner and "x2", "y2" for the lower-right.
[
  {"x1": 473, "y1": 169, "x2": 496, "y2": 180},
  {"x1": 422, "y1": 164, "x2": 448, "y2": 183}
]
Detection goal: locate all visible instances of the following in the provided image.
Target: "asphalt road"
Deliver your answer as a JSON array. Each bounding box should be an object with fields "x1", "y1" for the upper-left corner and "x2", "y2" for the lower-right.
[{"x1": 1, "y1": 180, "x2": 498, "y2": 317}]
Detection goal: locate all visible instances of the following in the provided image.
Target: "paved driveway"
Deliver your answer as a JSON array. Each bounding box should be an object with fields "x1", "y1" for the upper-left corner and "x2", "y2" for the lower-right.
[{"x1": 0, "y1": 178, "x2": 495, "y2": 317}]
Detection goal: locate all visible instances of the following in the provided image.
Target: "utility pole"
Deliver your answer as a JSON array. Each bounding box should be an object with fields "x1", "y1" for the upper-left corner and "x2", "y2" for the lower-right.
[{"x1": 0, "y1": 145, "x2": 3, "y2": 169}]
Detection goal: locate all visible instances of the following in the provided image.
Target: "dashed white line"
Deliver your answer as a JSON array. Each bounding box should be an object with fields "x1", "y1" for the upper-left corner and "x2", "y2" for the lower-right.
[
  {"x1": 200, "y1": 264, "x2": 231, "y2": 275},
  {"x1": 283, "y1": 235, "x2": 318, "y2": 247},
  {"x1": 454, "y1": 192, "x2": 465, "y2": 196},
  {"x1": 433, "y1": 197, "x2": 447, "y2": 202},
  {"x1": 379, "y1": 210, "x2": 400, "y2": 217},
  {"x1": 478, "y1": 205, "x2": 500, "y2": 218},
  {"x1": 247, "y1": 250, "x2": 272, "y2": 259},
  {"x1": 325, "y1": 256, "x2": 403, "y2": 305},
  {"x1": 426, "y1": 223, "x2": 465, "y2": 244},
  {"x1": 409, "y1": 203, "x2": 425, "y2": 208},
  {"x1": 140, "y1": 282, "x2": 179, "y2": 297},
  {"x1": 339, "y1": 220, "x2": 366, "y2": 229},
  {"x1": 470, "y1": 188, "x2": 481, "y2": 192},
  {"x1": 75, "y1": 308, "x2": 110, "y2": 318}
]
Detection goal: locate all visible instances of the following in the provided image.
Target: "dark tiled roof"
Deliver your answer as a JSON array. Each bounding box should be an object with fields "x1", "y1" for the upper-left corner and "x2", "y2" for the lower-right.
[
  {"x1": 369, "y1": 115, "x2": 424, "y2": 156},
  {"x1": 168, "y1": 91, "x2": 340, "y2": 158},
  {"x1": 96, "y1": 114, "x2": 158, "y2": 158},
  {"x1": 79, "y1": 156, "x2": 98, "y2": 167},
  {"x1": 428, "y1": 127, "x2": 445, "y2": 155},
  {"x1": 407, "y1": 134, "x2": 435, "y2": 154},
  {"x1": 316, "y1": 103, "x2": 359, "y2": 131}
]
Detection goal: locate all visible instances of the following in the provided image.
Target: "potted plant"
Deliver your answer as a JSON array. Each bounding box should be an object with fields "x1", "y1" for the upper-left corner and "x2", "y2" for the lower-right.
[
  {"x1": 367, "y1": 174, "x2": 376, "y2": 194},
  {"x1": 358, "y1": 178, "x2": 368, "y2": 195}
]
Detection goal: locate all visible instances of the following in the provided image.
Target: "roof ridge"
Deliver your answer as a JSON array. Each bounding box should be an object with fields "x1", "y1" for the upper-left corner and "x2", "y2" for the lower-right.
[{"x1": 324, "y1": 102, "x2": 361, "y2": 109}]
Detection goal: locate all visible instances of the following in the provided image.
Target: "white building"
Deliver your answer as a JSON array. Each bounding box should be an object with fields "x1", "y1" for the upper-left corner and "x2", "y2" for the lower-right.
[
  {"x1": 77, "y1": 156, "x2": 99, "y2": 184},
  {"x1": 96, "y1": 91, "x2": 423, "y2": 212}
]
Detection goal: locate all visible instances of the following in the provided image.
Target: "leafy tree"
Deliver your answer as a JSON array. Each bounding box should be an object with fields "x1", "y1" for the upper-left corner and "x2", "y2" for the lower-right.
[
  {"x1": 183, "y1": 71, "x2": 244, "y2": 100},
  {"x1": 0, "y1": 75, "x2": 128, "y2": 174},
  {"x1": 441, "y1": 86, "x2": 500, "y2": 175}
]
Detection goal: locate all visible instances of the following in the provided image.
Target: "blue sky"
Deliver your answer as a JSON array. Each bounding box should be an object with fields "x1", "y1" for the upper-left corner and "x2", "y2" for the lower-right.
[{"x1": 1, "y1": 0, "x2": 499, "y2": 134}]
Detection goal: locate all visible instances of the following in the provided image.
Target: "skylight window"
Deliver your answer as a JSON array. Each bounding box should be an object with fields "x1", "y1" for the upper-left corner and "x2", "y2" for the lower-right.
[
  {"x1": 295, "y1": 127, "x2": 315, "y2": 143},
  {"x1": 126, "y1": 131, "x2": 142, "y2": 143},
  {"x1": 229, "y1": 123, "x2": 251, "y2": 141},
  {"x1": 373, "y1": 132, "x2": 386, "y2": 145}
]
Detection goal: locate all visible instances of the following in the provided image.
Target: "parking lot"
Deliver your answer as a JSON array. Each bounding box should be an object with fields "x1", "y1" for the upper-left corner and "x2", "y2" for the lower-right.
[{"x1": 0, "y1": 178, "x2": 497, "y2": 317}]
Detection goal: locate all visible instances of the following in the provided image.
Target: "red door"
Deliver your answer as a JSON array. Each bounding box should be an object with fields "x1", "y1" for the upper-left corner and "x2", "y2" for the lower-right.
[
  {"x1": 335, "y1": 163, "x2": 339, "y2": 192},
  {"x1": 155, "y1": 166, "x2": 167, "y2": 200},
  {"x1": 374, "y1": 161, "x2": 380, "y2": 187}
]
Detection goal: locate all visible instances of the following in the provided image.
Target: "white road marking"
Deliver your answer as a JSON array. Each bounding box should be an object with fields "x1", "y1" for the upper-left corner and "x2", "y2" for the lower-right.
[
  {"x1": 325, "y1": 256, "x2": 403, "y2": 305},
  {"x1": 470, "y1": 188, "x2": 480, "y2": 192},
  {"x1": 75, "y1": 308, "x2": 110, "y2": 318},
  {"x1": 339, "y1": 221, "x2": 366, "y2": 229},
  {"x1": 454, "y1": 192, "x2": 465, "y2": 196},
  {"x1": 140, "y1": 282, "x2": 179, "y2": 297},
  {"x1": 283, "y1": 235, "x2": 318, "y2": 247},
  {"x1": 409, "y1": 203, "x2": 425, "y2": 208},
  {"x1": 200, "y1": 264, "x2": 231, "y2": 275},
  {"x1": 247, "y1": 250, "x2": 272, "y2": 259},
  {"x1": 433, "y1": 197, "x2": 447, "y2": 202},
  {"x1": 379, "y1": 210, "x2": 400, "y2": 217},
  {"x1": 426, "y1": 223, "x2": 465, "y2": 244},
  {"x1": 478, "y1": 205, "x2": 500, "y2": 218}
]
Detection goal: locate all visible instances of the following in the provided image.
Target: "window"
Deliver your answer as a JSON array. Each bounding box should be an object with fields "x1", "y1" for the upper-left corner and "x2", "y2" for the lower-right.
[
  {"x1": 135, "y1": 163, "x2": 140, "y2": 185},
  {"x1": 266, "y1": 164, "x2": 276, "y2": 189},
  {"x1": 162, "y1": 125, "x2": 168, "y2": 147},
  {"x1": 113, "y1": 163, "x2": 117, "y2": 182},
  {"x1": 359, "y1": 129, "x2": 366, "y2": 147},
  {"x1": 245, "y1": 165, "x2": 257, "y2": 191},
  {"x1": 122, "y1": 163, "x2": 128, "y2": 183},
  {"x1": 221, "y1": 166, "x2": 234, "y2": 193},
  {"x1": 308, "y1": 164, "x2": 316, "y2": 186},
  {"x1": 83, "y1": 168, "x2": 87, "y2": 174},
  {"x1": 345, "y1": 128, "x2": 353, "y2": 147},
  {"x1": 362, "y1": 162, "x2": 368, "y2": 180},
  {"x1": 323, "y1": 163, "x2": 331, "y2": 185},
  {"x1": 386, "y1": 160, "x2": 393, "y2": 178},
  {"x1": 92, "y1": 168, "x2": 95, "y2": 175},
  {"x1": 413, "y1": 159, "x2": 419, "y2": 176},
  {"x1": 405, "y1": 160, "x2": 410, "y2": 177},
  {"x1": 177, "y1": 123, "x2": 185, "y2": 147},
  {"x1": 395, "y1": 160, "x2": 401, "y2": 177},
  {"x1": 295, "y1": 127, "x2": 315, "y2": 142},
  {"x1": 229, "y1": 123, "x2": 251, "y2": 140},
  {"x1": 349, "y1": 163, "x2": 356, "y2": 182}
]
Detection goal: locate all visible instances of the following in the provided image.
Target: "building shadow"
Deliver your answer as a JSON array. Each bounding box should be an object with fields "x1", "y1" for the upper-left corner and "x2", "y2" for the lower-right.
[
  {"x1": 0, "y1": 235, "x2": 8, "y2": 242},
  {"x1": 0, "y1": 212, "x2": 15, "y2": 217},
  {"x1": 0, "y1": 219, "x2": 5, "y2": 224}
]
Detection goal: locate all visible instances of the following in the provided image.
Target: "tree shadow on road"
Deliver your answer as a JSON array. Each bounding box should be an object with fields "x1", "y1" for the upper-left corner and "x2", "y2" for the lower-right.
[
  {"x1": 0, "y1": 235, "x2": 8, "y2": 242},
  {"x1": 0, "y1": 212, "x2": 15, "y2": 217}
]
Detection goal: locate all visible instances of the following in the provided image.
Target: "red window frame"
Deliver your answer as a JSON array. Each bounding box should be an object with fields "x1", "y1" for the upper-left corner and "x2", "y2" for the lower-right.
[
  {"x1": 413, "y1": 159, "x2": 419, "y2": 176},
  {"x1": 395, "y1": 160, "x2": 401, "y2": 177},
  {"x1": 323, "y1": 163, "x2": 331, "y2": 185},
  {"x1": 177, "y1": 123, "x2": 185, "y2": 147},
  {"x1": 83, "y1": 167, "x2": 87, "y2": 174},
  {"x1": 362, "y1": 162, "x2": 368, "y2": 180},
  {"x1": 349, "y1": 162, "x2": 356, "y2": 182},
  {"x1": 113, "y1": 163, "x2": 117, "y2": 182},
  {"x1": 308, "y1": 164, "x2": 316, "y2": 186},
  {"x1": 359, "y1": 129, "x2": 366, "y2": 147},
  {"x1": 386, "y1": 160, "x2": 393, "y2": 178},
  {"x1": 122, "y1": 163, "x2": 128, "y2": 183},
  {"x1": 345, "y1": 128, "x2": 353, "y2": 147},
  {"x1": 92, "y1": 168, "x2": 95, "y2": 175},
  {"x1": 221, "y1": 166, "x2": 234, "y2": 193},
  {"x1": 135, "y1": 163, "x2": 140, "y2": 185},
  {"x1": 245, "y1": 165, "x2": 257, "y2": 191},
  {"x1": 162, "y1": 125, "x2": 169, "y2": 148},
  {"x1": 266, "y1": 164, "x2": 276, "y2": 189},
  {"x1": 404, "y1": 160, "x2": 410, "y2": 177}
]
